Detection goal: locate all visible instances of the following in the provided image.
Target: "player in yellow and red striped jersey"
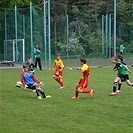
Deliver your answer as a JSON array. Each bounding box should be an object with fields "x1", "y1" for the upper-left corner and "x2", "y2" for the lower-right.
[
  {"x1": 52, "y1": 53, "x2": 65, "y2": 89},
  {"x1": 72, "y1": 58, "x2": 94, "y2": 99}
]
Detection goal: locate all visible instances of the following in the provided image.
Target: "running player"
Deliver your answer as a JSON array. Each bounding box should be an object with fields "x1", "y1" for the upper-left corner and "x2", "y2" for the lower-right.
[
  {"x1": 72, "y1": 58, "x2": 94, "y2": 99},
  {"x1": 52, "y1": 53, "x2": 64, "y2": 89},
  {"x1": 109, "y1": 55, "x2": 133, "y2": 96}
]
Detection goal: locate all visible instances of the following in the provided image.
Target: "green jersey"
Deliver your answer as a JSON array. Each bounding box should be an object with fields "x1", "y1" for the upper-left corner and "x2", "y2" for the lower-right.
[
  {"x1": 114, "y1": 62, "x2": 128, "y2": 75},
  {"x1": 34, "y1": 48, "x2": 41, "y2": 58},
  {"x1": 120, "y1": 45, "x2": 124, "y2": 53}
]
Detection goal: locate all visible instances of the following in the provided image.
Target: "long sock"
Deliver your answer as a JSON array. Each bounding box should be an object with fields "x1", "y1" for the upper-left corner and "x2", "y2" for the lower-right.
[
  {"x1": 53, "y1": 76, "x2": 60, "y2": 83},
  {"x1": 36, "y1": 90, "x2": 40, "y2": 96},
  {"x1": 118, "y1": 83, "x2": 122, "y2": 90},
  {"x1": 40, "y1": 91, "x2": 46, "y2": 98},
  {"x1": 59, "y1": 79, "x2": 64, "y2": 87},
  {"x1": 82, "y1": 89, "x2": 91, "y2": 93},
  {"x1": 75, "y1": 90, "x2": 78, "y2": 97},
  {"x1": 113, "y1": 82, "x2": 117, "y2": 92}
]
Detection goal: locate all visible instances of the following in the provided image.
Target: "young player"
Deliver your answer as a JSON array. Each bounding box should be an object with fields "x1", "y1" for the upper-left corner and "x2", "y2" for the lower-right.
[
  {"x1": 34, "y1": 44, "x2": 42, "y2": 71},
  {"x1": 72, "y1": 58, "x2": 94, "y2": 99},
  {"x1": 26, "y1": 57, "x2": 36, "y2": 74},
  {"x1": 52, "y1": 53, "x2": 65, "y2": 89},
  {"x1": 109, "y1": 55, "x2": 133, "y2": 96},
  {"x1": 21, "y1": 64, "x2": 51, "y2": 99}
]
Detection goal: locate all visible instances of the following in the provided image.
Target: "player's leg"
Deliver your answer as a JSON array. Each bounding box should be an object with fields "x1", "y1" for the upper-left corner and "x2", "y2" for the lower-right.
[
  {"x1": 72, "y1": 86, "x2": 79, "y2": 98},
  {"x1": 28, "y1": 84, "x2": 42, "y2": 99},
  {"x1": 34, "y1": 58, "x2": 37, "y2": 69},
  {"x1": 58, "y1": 71, "x2": 64, "y2": 89},
  {"x1": 36, "y1": 85, "x2": 51, "y2": 98},
  {"x1": 53, "y1": 74, "x2": 60, "y2": 83},
  {"x1": 81, "y1": 80, "x2": 94, "y2": 98},
  {"x1": 38, "y1": 58, "x2": 42, "y2": 71},
  {"x1": 125, "y1": 80, "x2": 133, "y2": 87},
  {"x1": 116, "y1": 79, "x2": 122, "y2": 92},
  {"x1": 109, "y1": 76, "x2": 121, "y2": 96}
]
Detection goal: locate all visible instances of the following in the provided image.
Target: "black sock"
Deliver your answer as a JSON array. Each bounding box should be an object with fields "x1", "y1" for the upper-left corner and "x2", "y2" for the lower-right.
[
  {"x1": 40, "y1": 91, "x2": 46, "y2": 98},
  {"x1": 36, "y1": 90, "x2": 40, "y2": 96},
  {"x1": 132, "y1": 84, "x2": 133, "y2": 87},
  {"x1": 113, "y1": 82, "x2": 117, "y2": 92},
  {"x1": 118, "y1": 83, "x2": 122, "y2": 90}
]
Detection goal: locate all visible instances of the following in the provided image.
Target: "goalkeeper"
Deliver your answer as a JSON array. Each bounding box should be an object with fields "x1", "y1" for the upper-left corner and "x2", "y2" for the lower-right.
[{"x1": 21, "y1": 64, "x2": 51, "y2": 99}]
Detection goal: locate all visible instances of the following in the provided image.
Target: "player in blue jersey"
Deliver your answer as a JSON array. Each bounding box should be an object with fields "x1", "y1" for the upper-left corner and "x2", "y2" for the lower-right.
[{"x1": 21, "y1": 64, "x2": 51, "y2": 99}]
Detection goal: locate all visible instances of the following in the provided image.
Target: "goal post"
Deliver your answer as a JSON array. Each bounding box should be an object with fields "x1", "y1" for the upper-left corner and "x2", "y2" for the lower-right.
[{"x1": 4, "y1": 39, "x2": 25, "y2": 63}]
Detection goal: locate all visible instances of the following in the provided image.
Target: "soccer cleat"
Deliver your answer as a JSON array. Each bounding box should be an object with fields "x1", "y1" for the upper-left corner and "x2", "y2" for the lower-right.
[
  {"x1": 90, "y1": 90, "x2": 94, "y2": 99},
  {"x1": 116, "y1": 90, "x2": 121, "y2": 93},
  {"x1": 72, "y1": 96, "x2": 79, "y2": 99},
  {"x1": 46, "y1": 95, "x2": 51, "y2": 98},
  {"x1": 60, "y1": 86, "x2": 64, "y2": 89},
  {"x1": 37, "y1": 96, "x2": 42, "y2": 99},
  {"x1": 109, "y1": 92, "x2": 117, "y2": 96}
]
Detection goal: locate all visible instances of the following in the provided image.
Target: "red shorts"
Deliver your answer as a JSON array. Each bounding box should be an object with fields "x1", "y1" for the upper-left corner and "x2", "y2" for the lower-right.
[
  {"x1": 77, "y1": 78, "x2": 88, "y2": 90},
  {"x1": 53, "y1": 70, "x2": 63, "y2": 78}
]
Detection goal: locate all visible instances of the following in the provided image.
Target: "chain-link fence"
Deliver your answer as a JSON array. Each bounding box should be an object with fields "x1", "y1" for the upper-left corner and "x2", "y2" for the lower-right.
[{"x1": 0, "y1": 0, "x2": 133, "y2": 67}]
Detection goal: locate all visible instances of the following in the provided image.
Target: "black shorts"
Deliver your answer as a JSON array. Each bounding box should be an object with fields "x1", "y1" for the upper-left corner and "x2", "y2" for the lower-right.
[
  {"x1": 27, "y1": 84, "x2": 36, "y2": 90},
  {"x1": 118, "y1": 74, "x2": 129, "y2": 82}
]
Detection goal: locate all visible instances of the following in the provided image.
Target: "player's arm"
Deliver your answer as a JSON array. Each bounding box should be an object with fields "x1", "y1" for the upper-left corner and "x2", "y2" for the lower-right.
[
  {"x1": 77, "y1": 67, "x2": 83, "y2": 72},
  {"x1": 60, "y1": 60, "x2": 64, "y2": 72},
  {"x1": 124, "y1": 65, "x2": 132, "y2": 73},
  {"x1": 33, "y1": 48, "x2": 37, "y2": 55},
  {"x1": 21, "y1": 73, "x2": 25, "y2": 86},
  {"x1": 52, "y1": 61, "x2": 56, "y2": 71},
  {"x1": 32, "y1": 75, "x2": 40, "y2": 83}
]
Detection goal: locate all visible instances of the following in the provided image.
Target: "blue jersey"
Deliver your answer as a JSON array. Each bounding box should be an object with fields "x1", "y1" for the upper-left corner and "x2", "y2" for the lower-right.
[{"x1": 21, "y1": 71, "x2": 39, "y2": 85}]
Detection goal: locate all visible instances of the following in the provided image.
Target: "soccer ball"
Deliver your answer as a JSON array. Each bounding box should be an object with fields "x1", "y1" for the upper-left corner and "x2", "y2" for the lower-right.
[
  {"x1": 70, "y1": 67, "x2": 72, "y2": 70},
  {"x1": 16, "y1": 81, "x2": 22, "y2": 87}
]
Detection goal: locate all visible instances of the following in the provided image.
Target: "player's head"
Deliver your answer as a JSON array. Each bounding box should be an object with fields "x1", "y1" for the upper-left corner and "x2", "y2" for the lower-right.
[
  {"x1": 23, "y1": 64, "x2": 29, "y2": 72},
  {"x1": 117, "y1": 55, "x2": 123, "y2": 61},
  {"x1": 27, "y1": 57, "x2": 32, "y2": 63},
  {"x1": 111, "y1": 56, "x2": 118, "y2": 63},
  {"x1": 56, "y1": 53, "x2": 60, "y2": 60},
  {"x1": 80, "y1": 57, "x2": 87, "y2": 65},
  {"x1": 35, "y1": 44, "x2": 39, "y2": 49}
]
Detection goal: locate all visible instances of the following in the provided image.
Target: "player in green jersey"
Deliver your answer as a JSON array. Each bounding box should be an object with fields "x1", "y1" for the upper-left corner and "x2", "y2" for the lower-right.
[{"x1": 109, "y1": 55, "x2": 133, "y2": 96}]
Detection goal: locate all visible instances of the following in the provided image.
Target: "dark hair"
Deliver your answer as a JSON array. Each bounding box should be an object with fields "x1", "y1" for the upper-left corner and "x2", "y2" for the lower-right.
[
  {"x1": 27, "y1": 57, "x2": 31, "y2": 60},
  {"x1": 80, "y1": 57, "x2": 87, "y2": 64},
  {"x1": 23, "y1": 64, "x2": 28, "y2": 68},
  {"x1": 117, "y1": 55, "x2": 123, "y2": 61},
  {"x1": 56, "y1": 53, "x2": 60, "y2": 57}
]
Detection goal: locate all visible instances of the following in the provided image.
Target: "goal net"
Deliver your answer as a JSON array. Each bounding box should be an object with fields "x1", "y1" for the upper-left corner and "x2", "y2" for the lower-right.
[{"x1": 4, "y1": 39, "x2": 25, "y2": 63}]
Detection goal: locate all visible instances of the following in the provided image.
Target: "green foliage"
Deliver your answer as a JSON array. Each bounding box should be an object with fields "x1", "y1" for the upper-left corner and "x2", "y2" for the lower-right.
[{"x1": 0, "y1": 0, "x2": 133, "y2": 61}]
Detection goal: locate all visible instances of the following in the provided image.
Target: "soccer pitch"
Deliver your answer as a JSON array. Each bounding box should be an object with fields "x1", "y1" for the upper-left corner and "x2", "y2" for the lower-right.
[{"x1": 0, "y1": 67, "x2": 132, "y2": 133}]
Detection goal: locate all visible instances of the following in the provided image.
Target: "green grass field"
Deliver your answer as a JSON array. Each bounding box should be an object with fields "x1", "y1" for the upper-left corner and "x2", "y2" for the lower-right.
[{"x1": 0, "y1": 67, "x2": 133, "y2": 133}]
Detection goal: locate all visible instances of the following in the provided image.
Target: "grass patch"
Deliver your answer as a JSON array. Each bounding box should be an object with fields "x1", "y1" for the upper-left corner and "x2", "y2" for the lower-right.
[{"x1": 0, "y1": 67, "x2": 133, "y2": 133}]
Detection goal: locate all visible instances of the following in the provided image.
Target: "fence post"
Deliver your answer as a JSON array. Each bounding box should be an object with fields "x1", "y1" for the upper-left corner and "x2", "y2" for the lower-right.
[
  {"x1": 114, "y1": 0, "x2": 116, "y2": 56},
  {"x1": 106, "y1": 14, "x2": 108, "y2": 58},
  {"x1": 109, "y1": 14, "x2": 111, "y2": 58},
  {"x1": 4, "y1": 8, "x2": 7, "y2": 60},
  {"x1": 66, "y1": 14, "x2": 69, "y2": 59},
  {"x1": 15, "y1": 6, "x2": 18, "y2": 63},
  {"x1": 102, "y1": 15, "x2": 104, "y2": 56},
  {"x1": 48, "y1": 0, "x2": 51, "y2": 66},
  {"x1": 44, "y1": 0, "x2": 47, "y2": 67},
  {"x1": 30, "y1": 2, "x2": 33, "y2": 60}
]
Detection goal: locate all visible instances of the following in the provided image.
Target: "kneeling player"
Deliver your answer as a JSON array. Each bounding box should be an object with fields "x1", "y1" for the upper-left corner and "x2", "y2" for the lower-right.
[
  {"x1": 21, "y1": 64, "x2": 51, "y2": 99},
  {"x1": 72, "y1": 58, "x2": 94, "y2": 99}
]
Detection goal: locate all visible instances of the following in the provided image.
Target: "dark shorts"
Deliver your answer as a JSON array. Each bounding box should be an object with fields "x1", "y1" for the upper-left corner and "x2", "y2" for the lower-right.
[
  {"x1": 27, "y1": 84, "x2": 36, "y2": 90},
  {"x1": 118, "y1": 74, "x2": 129, "y2": 82}
]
